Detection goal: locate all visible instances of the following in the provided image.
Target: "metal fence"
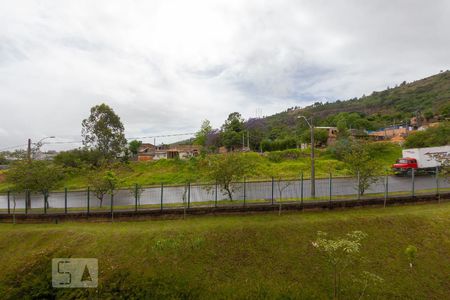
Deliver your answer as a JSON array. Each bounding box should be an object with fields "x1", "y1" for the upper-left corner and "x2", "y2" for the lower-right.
[{"x1": 0, "y1": 170, "x2": 449, "y2": 215}]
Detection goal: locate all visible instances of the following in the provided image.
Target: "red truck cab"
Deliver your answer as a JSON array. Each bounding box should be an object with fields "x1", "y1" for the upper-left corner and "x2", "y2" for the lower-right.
[{"x1": 392, "y1": 157, "x2": 418, "y2": 175}]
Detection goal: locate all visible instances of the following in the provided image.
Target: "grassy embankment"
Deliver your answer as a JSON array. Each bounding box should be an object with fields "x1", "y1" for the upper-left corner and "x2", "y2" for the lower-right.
[
  {"x1": 0, "y1": 144, "x2": 402, "y2": 193},
  {"x1": 0, "y1": 202, "x2": 449, "y2": 299}
]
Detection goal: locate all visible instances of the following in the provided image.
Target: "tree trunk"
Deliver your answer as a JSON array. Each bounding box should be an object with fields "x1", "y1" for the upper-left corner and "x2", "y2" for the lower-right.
[{"x1": 224, "y1": 184, "x2": 233, "y2": 201}]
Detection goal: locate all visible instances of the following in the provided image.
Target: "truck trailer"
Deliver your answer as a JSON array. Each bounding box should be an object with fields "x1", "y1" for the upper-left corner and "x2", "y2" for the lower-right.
[{"x1": 392, "y1": 145, "x2": 450, "y2": 175}]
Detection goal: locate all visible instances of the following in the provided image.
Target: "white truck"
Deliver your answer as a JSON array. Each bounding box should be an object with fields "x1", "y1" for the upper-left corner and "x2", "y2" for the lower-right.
[{"x1": 392, "y1": 145, "x2": 450, "y2": 175}]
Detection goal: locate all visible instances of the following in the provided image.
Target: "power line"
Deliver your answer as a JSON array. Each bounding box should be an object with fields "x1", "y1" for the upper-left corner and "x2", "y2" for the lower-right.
[
  {"x1": 0, "y1": 132, "x2": 196, "y2": 151},
  {"x1": 0, "y1": 144, "x2": 28, "y2": 151},
  {"x1": 128, "y1": 132, "x2": 195, "y2": 139}
]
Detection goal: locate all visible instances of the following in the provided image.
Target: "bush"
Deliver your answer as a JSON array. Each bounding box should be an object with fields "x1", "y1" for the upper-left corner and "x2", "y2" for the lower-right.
[
  {"x1": 261, "y1": 137, "x2": 297, "y2": 152},
  {"x1": 54, "y1": 149, "x2": 105, "y2": 168},
  {"x1": 267, "y1": 149, "x2": 307, "y2": 162},
  {"x1": 326, "y1": 138, "x2": 352, "y2": 160}
]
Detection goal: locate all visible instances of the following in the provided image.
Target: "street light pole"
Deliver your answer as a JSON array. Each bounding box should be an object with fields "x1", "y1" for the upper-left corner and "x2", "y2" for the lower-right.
[
  {"x1": 298, "y1": 116, "x2": 315, "y2": 198},
  {"x1": 27, "y1": 136, "x2": 56, "y2": 161}
]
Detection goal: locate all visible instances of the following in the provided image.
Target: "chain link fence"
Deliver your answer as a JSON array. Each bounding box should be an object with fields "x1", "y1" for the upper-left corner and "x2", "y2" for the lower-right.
[{"x1": 0, "y1": 170, "x2": 449, "y2": 215}]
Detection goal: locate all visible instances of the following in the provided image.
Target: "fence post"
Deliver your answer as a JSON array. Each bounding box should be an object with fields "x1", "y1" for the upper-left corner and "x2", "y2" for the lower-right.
[
  {"x1": 271, "y1": 177, "x2": 274, "y2": 205},
  {"x1": 7, "y1": 191, "x2": 10, "y2": 215},
  {"x1": 436, "y1": 167, "x2": 440, "y2": 203},
  {"x1": 411, "y1": 168, "x2": 415, "y2": 198},
  {"x1": 87, "y1": 186, "x2": 90, "y2": 215},
  {"x1": 160, "y1": 183, "x2": 164, "y2": 211},
  {"x1": 243, "y1": 178, "x2": 246, "y2": 207},
  {"x1": 110, "y1": 191, "x2": 114, "y2": 221},
  {"x1": 329, "y1": 173, "x2": 332, "y2": 207},
  {"x1": 187, "y1": 182, "x2": 191, "y2": 209},
  {"x1": 215, "y1": 181, "x2": 218, "y2": 208},
  {"x1": 64, "y1": 187, "x2": 68, "y2": 215},
  {"x1": 135, "y1": 184, "x2": 138, "y2": 212},
  {"x1": 25, "y1": 190, "x2": 28, "y2": 215},
  {"x1": 384, "y1": 172, "x2": 388, "y2": 208},
  {"x1": 357, "y1": 171, "x2": 361, "y2": 200},
  {"x1": 300, "y1": 172, "x2": 304, "y2": 208}
]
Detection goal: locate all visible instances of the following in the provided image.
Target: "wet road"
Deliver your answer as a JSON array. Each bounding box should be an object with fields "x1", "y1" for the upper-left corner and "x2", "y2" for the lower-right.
[{"x1": 0, "y1": 175, "x2": 448, "y2": 211}]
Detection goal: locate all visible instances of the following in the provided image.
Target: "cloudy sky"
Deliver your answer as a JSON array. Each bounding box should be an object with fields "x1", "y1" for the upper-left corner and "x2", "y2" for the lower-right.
[{"x1": 1, "y1": 0, "x2": 449, "y2": 150}]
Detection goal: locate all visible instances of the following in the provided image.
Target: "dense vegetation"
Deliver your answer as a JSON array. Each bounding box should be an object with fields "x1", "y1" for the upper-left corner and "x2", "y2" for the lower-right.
[
  {"x1": 1, "y1": 203, "x2": 449, "y2": 299},
  {"x1": 404, "y1": 122, "x2": 450, "y2": 148}
]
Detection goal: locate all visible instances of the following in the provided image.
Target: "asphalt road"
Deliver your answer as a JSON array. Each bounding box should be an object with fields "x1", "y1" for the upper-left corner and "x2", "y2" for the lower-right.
[{"x1": 0, "y1": 175, "x2": 448, "y2": 211}]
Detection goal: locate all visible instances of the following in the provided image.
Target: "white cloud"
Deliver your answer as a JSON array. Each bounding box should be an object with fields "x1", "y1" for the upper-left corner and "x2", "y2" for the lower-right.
[{"x1": 0, "y1": 0, "x2": 449, "y2": 149}]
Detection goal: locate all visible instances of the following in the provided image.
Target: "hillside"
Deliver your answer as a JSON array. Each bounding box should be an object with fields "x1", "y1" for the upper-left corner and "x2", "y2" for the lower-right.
[
  {"x1": 0, "y1": 203, "x2": 449, "y2": 299},
  {"x1": 291, "y1": 70, "x2": 450, "y2": 119},
  {"x1": 243, "y1": 71, "x2": 450, "y2": 147}
]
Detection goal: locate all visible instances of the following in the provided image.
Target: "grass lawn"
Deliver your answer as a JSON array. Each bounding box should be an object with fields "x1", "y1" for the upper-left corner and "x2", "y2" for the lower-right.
[{"x1": 0, "y1": 202, "x2": 449, "y2": 299}]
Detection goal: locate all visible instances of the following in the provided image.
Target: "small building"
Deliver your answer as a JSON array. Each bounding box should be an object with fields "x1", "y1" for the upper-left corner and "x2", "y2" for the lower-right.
[
  {"x1": 368, "y1": 126, "x2": 412, "y2": 142},
  {"x1": 33, "y1": 150, "x2": 58, "y2": 161},
  {"x1": 315, "y1": 127, "x2": 339, "y2": 146},
  {"x1": 137, "y1": 143, "x2": 156, "y2": 161},
  {"x1": 137, "y1": 143, "x2": 201, "y2": 161}
]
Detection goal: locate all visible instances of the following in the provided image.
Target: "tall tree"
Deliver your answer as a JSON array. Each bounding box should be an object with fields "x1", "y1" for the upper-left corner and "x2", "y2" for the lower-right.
[
  {"x1": 221, "y1": 112, "x2": 244, "y2": 151},
  {"x1": 195, "y1": 120, "x2": 213, "y2": 147},
  {"x1": 82, "y1": 103, "x2": 127, "y2": 160}
]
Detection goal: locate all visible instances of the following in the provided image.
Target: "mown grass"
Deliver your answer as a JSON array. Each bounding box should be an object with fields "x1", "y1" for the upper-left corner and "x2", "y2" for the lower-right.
[{"x1": 0, "y1": 202, "x2": 449, "y2": 299}]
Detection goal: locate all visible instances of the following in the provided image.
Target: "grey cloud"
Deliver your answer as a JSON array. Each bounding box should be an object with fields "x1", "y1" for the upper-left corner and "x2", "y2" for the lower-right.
[{"x1": 0, "y1": 0, "x2": 449, "y2": 150}]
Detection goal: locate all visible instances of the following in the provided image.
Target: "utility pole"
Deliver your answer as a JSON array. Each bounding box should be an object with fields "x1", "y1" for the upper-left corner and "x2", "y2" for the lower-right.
[
  {"x1": 298, "y1": 116, "x2": 315, "y2": 198},
  {"x1": 25, "y1": 136, "x2": 55, "y2": 210},
  {"x1": 27, "y1": 138, "x2": 31, "y2": 162},
  {"x1": 247, "y1": 131, "x2": 250, "y2": 149}
]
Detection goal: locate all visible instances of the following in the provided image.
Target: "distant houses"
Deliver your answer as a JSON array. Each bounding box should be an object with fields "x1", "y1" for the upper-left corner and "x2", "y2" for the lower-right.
[
  {"x1": 367, "y1": 122, "x2": 441, "y2": 144},
  {"x1": 137, "y1": 143, "x2": 200, "y2": 161}
]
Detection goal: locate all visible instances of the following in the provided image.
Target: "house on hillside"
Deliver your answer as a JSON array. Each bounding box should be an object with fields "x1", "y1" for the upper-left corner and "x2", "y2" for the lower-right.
[
  {"x1": 137, "y1": 143, "x2": 201, "y2": 161},
  {"x1": 315, "y1": 127, "x2": 339, "y2": 145},
  {"x1": 137, "y1": 143, "x2": 156, "y2": 161},
  {"x1": 368, "y1": 126, "x2": 411, "y2": 142},
  {"x1": 155, "y1": 144, "x2": 200, "y2": 160}
]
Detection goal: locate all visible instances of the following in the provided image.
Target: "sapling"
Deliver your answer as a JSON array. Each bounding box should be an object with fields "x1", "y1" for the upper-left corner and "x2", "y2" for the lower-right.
[{"x1": 405, "y1": 245, "x2": 418, "y2": 268}]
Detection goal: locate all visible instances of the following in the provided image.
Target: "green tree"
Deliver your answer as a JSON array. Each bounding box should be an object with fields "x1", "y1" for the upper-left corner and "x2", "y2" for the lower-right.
[
  {"x1": 300, "y1": 128, "x2": 328, "y2": 147},
  {"x1": 440, "y1": 103, "x2": 450, "y2": 118},
  {"x1": 0, "y1": 153, "x2": 8, "y2": 165},
  {"x1": 88, "y1": 170, "x2": 119, "y2": 207},
  {"x1": 221, "y1": 112, "x2": 244, "y2": 151},
  {"x1": 130, "y1": 183, "x2": 144, "y2": 206},
  {"x1": 342, "y1": 142, "x2": 381, "y2": 195},
  {"x1": 202, "y1": 153, "x2": 252, "y2": 200},
  {"x1": 128, "y1": 140, "x2": 142, "y2": 157},
  {"x1": 82, "y1": 103, "x2": 127, "y2": 160},
  {"x1": 6, "y1": 161, "x2": 64, "y2": 209},
  {"x1": 195, "y1": 120, "x2": 213, "y2": 147}
]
